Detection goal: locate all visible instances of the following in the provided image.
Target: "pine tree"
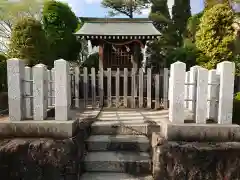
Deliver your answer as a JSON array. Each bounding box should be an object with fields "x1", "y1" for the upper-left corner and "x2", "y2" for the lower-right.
[
  {"x1": 149, "y1": 0, "x2": 171, "y2": 32},
  {"x1": 147, "y1": 0, "x2": 176, "y2": 70},
  {"x1": 172, "y1": 0, "x2": 191, "y2": 46},
  {"x1": 101, "y1": 0, "x2": 150, "y2": 18}
]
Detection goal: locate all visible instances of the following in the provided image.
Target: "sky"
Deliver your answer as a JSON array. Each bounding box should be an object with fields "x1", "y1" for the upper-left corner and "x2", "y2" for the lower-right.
[{"x1": 59, "y1": 0, "x2": 205, "y2": 18}]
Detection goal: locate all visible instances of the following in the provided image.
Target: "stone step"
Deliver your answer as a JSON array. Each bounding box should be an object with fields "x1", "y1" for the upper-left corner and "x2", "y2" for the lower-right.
[
  {"x1": 91, "y1": 120, "x2": 160, "y2": 135},
  {"x1": 84, "y1": 151, "x2": 151, "y2": 174},
  {"x1": 86, "y1": 135, "x2": 150, "y2": 152},
  {"x1": 80, "y1": 172, "x2": 153, "y2": 180}
]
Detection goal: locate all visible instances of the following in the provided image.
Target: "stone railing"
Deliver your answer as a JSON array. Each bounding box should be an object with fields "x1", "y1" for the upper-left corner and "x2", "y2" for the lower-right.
[
  {"x1": 7, "y1": 58, "x2": 71, "y2": 121},
  {"x1": 168, "y1": 61, "x2": 235, "y2": 124}
]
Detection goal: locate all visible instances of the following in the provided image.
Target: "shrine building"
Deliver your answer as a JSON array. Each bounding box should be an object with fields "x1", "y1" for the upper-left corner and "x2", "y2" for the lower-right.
[{"x1": 75, "y1": 17, "x2": 161, "y2": 70}]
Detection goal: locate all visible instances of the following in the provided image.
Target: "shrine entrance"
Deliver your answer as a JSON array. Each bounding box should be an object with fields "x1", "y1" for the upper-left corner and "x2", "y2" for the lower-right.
[
  {"x1": 104, "y1": 43, "x2": 132, "y2": 69},
  {"x1": 74, "y1": 17, "x2": 165, "y2": 109}
]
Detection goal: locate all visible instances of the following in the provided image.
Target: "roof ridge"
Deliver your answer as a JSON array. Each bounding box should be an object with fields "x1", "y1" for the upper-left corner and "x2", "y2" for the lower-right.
[{"x1": 79, "y1": 17, "x2": 152, "y2": 23}]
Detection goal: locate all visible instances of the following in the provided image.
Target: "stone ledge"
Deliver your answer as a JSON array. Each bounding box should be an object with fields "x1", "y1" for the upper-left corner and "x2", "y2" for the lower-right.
[
  {"x1": 160, "y1": 120, "x2": 240, "y2": 142},
  {"x1": 0, "y1": 120, "x2": 78, "y2": 139},
  {"x1": 0, "y1": 108, "x2": 102, "y2": 139}
]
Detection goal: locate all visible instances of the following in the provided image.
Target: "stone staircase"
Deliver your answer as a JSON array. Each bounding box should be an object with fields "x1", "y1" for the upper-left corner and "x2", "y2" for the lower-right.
[{"x1": 80, "y1": 117, "x2": 155, "y2": 180}]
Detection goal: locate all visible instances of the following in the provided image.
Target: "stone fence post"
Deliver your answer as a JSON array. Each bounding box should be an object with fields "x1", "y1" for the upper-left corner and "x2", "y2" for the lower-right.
[
  {"x1": 33, "y1": 64, "x2": 48, "y2": 120},
  {"x1": 217, "y1": 61, "x2": 235, "y2": 124},
  {"x1": 54, "y1": 59, "x2": 70, "y2": 120},
  {"x1": 169, "y1": 61, "x2": 186, "y2": 123},
  {"x1": 7, "y1": 58, "x2": 25, "y2": 121}
]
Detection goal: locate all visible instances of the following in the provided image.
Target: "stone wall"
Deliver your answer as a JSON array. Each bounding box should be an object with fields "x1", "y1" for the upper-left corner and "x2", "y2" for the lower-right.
[
  {"x1": 152, "y1": 133, "x2": 240, "y2": 180},
  {"x1": 0, "y1": 134, "x2": 85, "y2": 180}
]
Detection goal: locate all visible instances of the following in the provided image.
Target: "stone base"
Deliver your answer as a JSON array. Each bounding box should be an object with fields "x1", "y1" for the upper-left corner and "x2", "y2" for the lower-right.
[
  {"x1": 153, "y1": 141, "x2": 240, "y2": 180},
  {"x1": 160, "y1": 119, "x2": 240, "y2": 142},
  {"x1": 0, "y1": 138, "x2": 82, "y2": 180},
  {"x1": 0, "y1": 120, "x2": 78, "y2": 139},
  {"x1": 0, "y1": 108, "x2": 101, "y2": 139}
]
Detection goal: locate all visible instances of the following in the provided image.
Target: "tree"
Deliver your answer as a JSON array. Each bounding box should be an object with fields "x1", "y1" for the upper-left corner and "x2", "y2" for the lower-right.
[
  {"x1": 205, "y1": 0, "x2": 231, "y2": 9},
  {"x1": 171, "y1": 0, "x2": 191, "y2": 46},
  {"x1": 149, "y1": 0, "x2": 171, "y2": 32},
  {"x1": 147, "y1": 0, "x2": 178, "y2": 71},
  {"x1": 42, "y1": 1, "x2": 81, "y2": 62},
  {"x1": 101, "y1": 0, "x2": 150, "y2": 18},
  {"x1": 0, "y1": 0, "x2": 47, "y2": 54},
  {"x1": 186, "y1": 12, "x2": 204, "y2": 43},
  {"x1": 81, "y1": 52, "x2": 99, "y2": 71},
  {"x1": 8, "y1": 17, "x2": 49, "y2": 67},
  {"x1": 195, "y1": 3, "x2": 235, "y2": 69},
  {"x1": 166, "y1": 45, "x2": 198, "y2": 70}
]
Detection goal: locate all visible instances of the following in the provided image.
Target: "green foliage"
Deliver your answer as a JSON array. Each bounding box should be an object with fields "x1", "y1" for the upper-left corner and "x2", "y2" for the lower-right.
[
  {"x1": 166, "y1": 44, "x2": 198, "y2": 70},
  {"x1": 0, "y1": 53, "x2": 7, "y2": 92},
  {"x1": 172, "y1": 0, "x2": 191, "y2": 46},
  {"x1": 186, "y1": 12, "x2": 204, "y2": 43},
  {"x1": 8, "y1": 17, "x2": 49, "y2": 67},
  {"x1": 147, "y1": 0, "x2": 178, "y2": 71},
  {"x1": 235, "y1": 92, "x2": 240, "y2": 101},
  {"x1": 233, "y1": 54, "x2": 240, "y2": 75},
  {"x1": 81, "y1": 53, "x2": 99, "y2": 72},
  {"x1": 233, "y1": 92, "x2": 240, "y2": 124},
  {"x1": 101, "y1": 0, "x2": 150, "y2": 18},
  {"x1": 0, "y1": 0, "x2": 47, "y2": 24},
  {"x1": 149, "y1": 0, "x2": 171, "y2": 32},
  {"x1": 0, "y1": 0, "x2": 48, "y2": 53},
  {"x1": 42, "y1": 1, "x2": 81, "y2": 63},
  {"x1": 195, "y1": 3, "x2": 235, "y2": 69},
  {"x1": 204, "y1": 0, "x2": 230, "y2": 9}
]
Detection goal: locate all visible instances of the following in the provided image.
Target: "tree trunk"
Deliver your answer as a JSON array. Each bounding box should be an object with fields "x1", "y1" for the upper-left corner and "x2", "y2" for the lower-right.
[{"x1": 130, "y1": 0, "x2": 133, "y2": 18}]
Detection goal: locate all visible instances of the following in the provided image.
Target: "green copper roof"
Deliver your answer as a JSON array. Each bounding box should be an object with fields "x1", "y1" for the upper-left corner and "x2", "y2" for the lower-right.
[{"x1": 75, "y1": 17, "x2": 161, "y2": 37}]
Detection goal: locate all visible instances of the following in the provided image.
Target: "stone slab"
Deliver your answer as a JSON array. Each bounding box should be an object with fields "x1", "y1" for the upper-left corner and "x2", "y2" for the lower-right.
[
  {"x1": 84, "y1": 151, "x2": 151, "y2": 174},
  {"x1": 160, "y1": 120, "x2": 240, "y2": 142},
  {"x1": 0, "y1": 120, "x2": 78, "y2": 139},
  {"x1": 91, "y1": 120, "x2": 160, "y2": 136},
  {"x1": 86, "y1": 135, "x2": 150, "y2": 152},
  {"x1": 0, "y1": 108, "x2": 101, "y2": 138},
  {"x1": 80, "y1": 172, "x2": 153, "y2": 180}
]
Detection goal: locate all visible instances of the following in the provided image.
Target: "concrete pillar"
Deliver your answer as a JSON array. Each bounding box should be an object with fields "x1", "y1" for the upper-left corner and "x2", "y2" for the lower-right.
[
  {"x1": 24, "y1": 66, "x2": 32, "y2": 119},
  {"x1": 195, "y1": 67, "x2": 208, "y2": 124},
  {"x1": 188, "y1": 66, "x2": 200, "y2": 113},
  {"x1": 207, "y1": 70, "x2": 219, "y2": 121},
  {"x1": 33, "y1": 64, "x2": 48, "y2": 120},
  {"x1": 47, "y1": 69, "x2": 53, "y2": 107},
  {"x1": 51, "y1": 68, "x2": 55, "y2": 106},
  {"x1": 54, "y1": 59, "x2": 70, "y2": 120},
  {"x1": 184, "y1": 71, "x2": 190, "y2": 108},
  {"x1": 169, "y1": 61, "x2": 186, "y2": 123},
  {"x1": 217, "y1": 61, "x2": 235, "y2": 124},
  {"x1": 7, "y1": 58, "x2": 25, "y2": 121}
]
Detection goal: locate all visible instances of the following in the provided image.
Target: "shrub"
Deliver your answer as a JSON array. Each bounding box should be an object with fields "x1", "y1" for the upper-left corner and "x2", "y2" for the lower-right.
[
  {"x1": 166, "y1": 45, "x2": 198, "y2": 70},
  {"x1": 81, "y1": 52, "x2": 99, "y2": 72},
  {"x1": 0, "y1": 53, "x2": 7, "y2": 92},
  {"x1": 8, "y1": 17, "x2": 49, "y2": 67},
  {"x1": 42, "y1": 1, "x2": 81, "y2": 62},
  {"x1": 195, "y1": 3, "x2": 235, "y2": 69},
  {"x1": 233, "y1": 92, "x2": 240, "y2": 124}
]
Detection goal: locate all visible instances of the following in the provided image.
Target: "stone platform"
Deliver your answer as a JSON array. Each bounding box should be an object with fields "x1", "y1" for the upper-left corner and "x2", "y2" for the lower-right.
[
  {"x1": 0, "y1": 108, "x2": 101, "y2": 139},
  {"x1": 97, "y1": 108, "x2": 240, "y2": 142}
]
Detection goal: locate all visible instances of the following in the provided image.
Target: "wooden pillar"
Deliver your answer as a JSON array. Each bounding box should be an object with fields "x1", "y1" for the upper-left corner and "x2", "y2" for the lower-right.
[
  {"x1": 132, "y1": 43, "x2": 140, "y2": 97},
  {"x1": 99, "y1": 44, "x2": 104, "y2": 69},
  {"x1": 131, "y1": 43, "x2": 139, "y2": 69}
]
